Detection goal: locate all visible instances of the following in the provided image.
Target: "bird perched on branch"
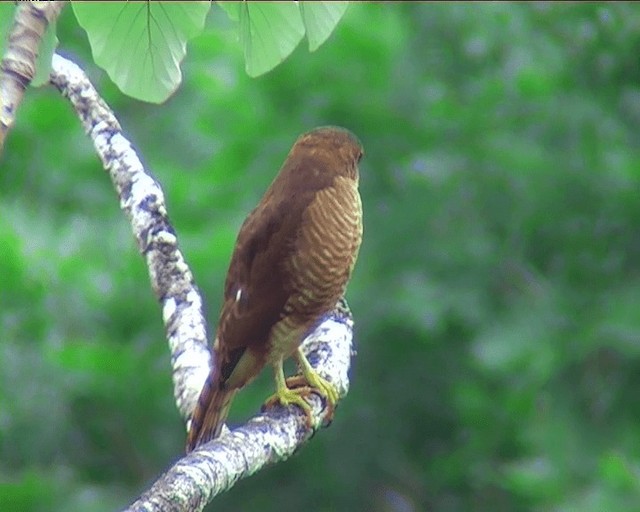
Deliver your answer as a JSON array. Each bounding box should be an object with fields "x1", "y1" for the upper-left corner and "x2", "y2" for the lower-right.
[{"x1": 186, "y1": 126, "x2": 363, "y2": 452}]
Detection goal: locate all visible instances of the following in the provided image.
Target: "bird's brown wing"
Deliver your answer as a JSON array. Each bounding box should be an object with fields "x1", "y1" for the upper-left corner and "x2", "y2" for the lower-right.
[
  {"x1": 216, "y1": 153, "x2": 351, "y2": 371},
  {"x1": 188, "y1": 189, "x2": 313, "y2": 451},
  {"x1": 215, "y1": 192, "x2": 309, "y2": 387}
]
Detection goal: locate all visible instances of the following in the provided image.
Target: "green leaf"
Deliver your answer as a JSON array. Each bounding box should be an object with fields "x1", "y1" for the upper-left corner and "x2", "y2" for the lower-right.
[
  {"x1": 219, "y1": 2, "x2": 348, "y2": 76},
  {"x1": 31, "y1": 20, "x2": 58, "y2": 87},
  {"x1": 238, "y1": 3, "x2": 305, "y2": 77},
  {"x1": 72, "y1": 1, "x2": 210, "y2": 103},
  {"x1": 300, "y1": 2, "x2": 349, "y2": 51},
  {"x1": 217, "y1": 2, "x2": 240, "y2": 22}
]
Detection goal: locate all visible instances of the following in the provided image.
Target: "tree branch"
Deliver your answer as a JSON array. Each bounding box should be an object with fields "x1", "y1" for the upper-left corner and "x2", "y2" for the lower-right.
[
  {"x1": 0, "y1": 1, "x2": 65, "y2": 154},
  {"x1": 49, "y1": 53, "x2": 211, "y2": 422},
  {"x1": 126, "y1": 316, "x2": 353, "y2": 512},
  {"x1": 49, "y1": 54, "x2": 355, "y2": 511}
]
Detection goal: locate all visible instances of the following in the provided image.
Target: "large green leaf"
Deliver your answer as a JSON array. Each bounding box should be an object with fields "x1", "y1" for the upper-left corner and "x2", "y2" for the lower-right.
[
  {"x1": 219, "y1": 1, "x2": 349, "y2": 77},
  {"x1": 300, "y1": 2, "x2": 349, "y2": 51},
  {"x1": 72, "y1": 2, "x2": 210, "y2": 103},
  {"x1": 240, "y1": 3, "x2": 305, "y2": 78}
]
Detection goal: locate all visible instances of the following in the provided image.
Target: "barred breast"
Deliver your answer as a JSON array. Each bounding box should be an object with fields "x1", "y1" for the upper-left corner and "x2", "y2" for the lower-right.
[
  {"x1": 268, "y1": 177, "x2": 362, "y2": 361},
  {"x1": 274, "y1": 175, "x2": 362, "y2": 357}
]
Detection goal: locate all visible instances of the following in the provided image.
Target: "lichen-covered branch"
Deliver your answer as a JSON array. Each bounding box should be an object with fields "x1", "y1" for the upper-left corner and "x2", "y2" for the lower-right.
[
  {"x1": 126, "y1": 315, "x2": 353, "y2": 512},
  {"x1": 49, "y1": 53, "x2": 355, "y2": 511},
  {"x1": 49, "y1": 53, "x2": 211, "y2": 421},
  {"x1": 0, "y1": 1, "x2": 65, "y2": 154}
]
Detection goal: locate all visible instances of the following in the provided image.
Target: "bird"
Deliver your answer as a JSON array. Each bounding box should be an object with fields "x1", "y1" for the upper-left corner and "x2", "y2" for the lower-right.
[{"x1": 186, "y1": 126, "x2": 363, "y2": 452}]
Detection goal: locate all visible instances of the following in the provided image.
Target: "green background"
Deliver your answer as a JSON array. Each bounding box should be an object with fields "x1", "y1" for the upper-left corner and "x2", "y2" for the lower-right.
[{"x1": 3, "y1": 3, "x2": 640, "y2": 511}]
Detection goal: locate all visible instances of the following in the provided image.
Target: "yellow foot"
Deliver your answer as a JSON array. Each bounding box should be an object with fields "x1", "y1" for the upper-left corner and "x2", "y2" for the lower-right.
[
  {"x1": 262, "y1": 383, "x2": 314, "y2": 425},
  {"x1": 294, "y1": 348, "x2": 340, "y2": 408},
  {"x1": 286, "y1": 372, "x2": 339, "y2": 426},
  {"x1": 262, "y1": 353, "x2": 340, "y2": 428}
]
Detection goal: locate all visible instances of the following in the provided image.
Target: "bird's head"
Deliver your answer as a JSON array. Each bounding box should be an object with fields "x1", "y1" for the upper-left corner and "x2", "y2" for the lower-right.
[{"x1": 291, "y1": 126, "x2": 363, "y2": 180}]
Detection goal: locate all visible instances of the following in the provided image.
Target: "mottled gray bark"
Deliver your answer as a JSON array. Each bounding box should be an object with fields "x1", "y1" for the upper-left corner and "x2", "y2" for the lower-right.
[{"x1": 0, "y1": 1, "x2": 65, "y2": 153}]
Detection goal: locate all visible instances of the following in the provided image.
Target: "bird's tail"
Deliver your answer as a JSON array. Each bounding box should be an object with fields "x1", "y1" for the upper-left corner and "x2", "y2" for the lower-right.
[{"x1": 186, "y1": 373, "x2": 237, "y2": 453}]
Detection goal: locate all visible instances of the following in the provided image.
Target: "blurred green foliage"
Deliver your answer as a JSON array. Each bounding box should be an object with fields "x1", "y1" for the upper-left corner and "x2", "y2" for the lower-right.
[{"x1": 2, "y1": 3, "x2": 640, "y2": 511}]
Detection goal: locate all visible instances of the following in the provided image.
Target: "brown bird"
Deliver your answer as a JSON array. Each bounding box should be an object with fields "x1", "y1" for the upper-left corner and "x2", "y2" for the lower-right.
[{"x1": 186, "y1": 126, "x2": 363, "y2": 452}]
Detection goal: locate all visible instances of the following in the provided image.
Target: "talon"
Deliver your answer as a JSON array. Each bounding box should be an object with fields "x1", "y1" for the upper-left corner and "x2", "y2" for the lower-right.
[
  {"x1": 263, "y1": 384, "x2": 314, "y2": 425},
  {"x1": 294, "y1": 348, "x2": 340, "y2": 409},
  {"x1": 282, "y1": 373, "x2": 337, "y2": 426},
  {"x1": 283, "y1": 375, "x2": 312, "y2": 390},
  {"x1": 262, "y1": 351, "x2": 341, "y2": 428}
]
